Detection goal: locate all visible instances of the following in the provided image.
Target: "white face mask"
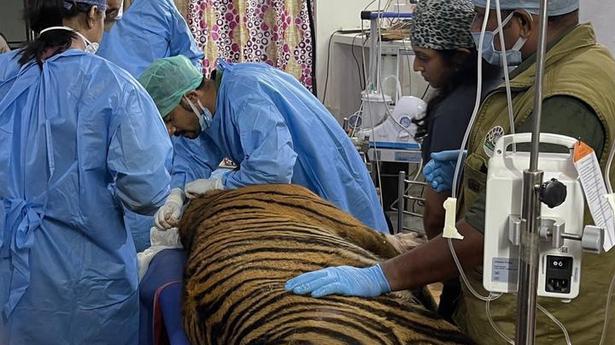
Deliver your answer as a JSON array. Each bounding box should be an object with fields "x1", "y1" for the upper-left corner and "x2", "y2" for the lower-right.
[
  {"x1": 472, "y1": 12, "x2": 527, "y2": 66},
  {"x1": 39, "y1": 26, "x2": 100, "y2": 54},
  {"x1": 184, "y1": 97, "x2": 213, "y2": 133}
]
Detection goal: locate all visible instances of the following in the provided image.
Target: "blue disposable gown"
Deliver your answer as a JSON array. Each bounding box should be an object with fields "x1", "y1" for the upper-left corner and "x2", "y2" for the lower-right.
[
  {"x1": 97, "y1": 0, "x2": 204, "y2": 78},
  {"x1": 173, "y1": 61, "x2": 388, "y2": 232},
  {"x1": 0, "y1": 49, "x2": 173, "y2": 345},
  {"x1": 98, "y1": 0, "x2": 203, "y2": 250}
]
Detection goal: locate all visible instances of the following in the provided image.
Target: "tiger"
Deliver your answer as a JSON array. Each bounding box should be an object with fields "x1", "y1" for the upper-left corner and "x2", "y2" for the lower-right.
[{"x1": 179, "y1": 184, "x2": 473, "y2": 345}]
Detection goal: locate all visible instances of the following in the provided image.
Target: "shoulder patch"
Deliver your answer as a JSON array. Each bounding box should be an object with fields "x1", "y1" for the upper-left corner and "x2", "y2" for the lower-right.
[{"x1": 483, "y1": 126, "x2": 505, "y2": 157}]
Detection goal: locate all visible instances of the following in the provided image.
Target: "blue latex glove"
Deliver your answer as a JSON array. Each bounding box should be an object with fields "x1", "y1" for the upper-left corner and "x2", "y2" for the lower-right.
[
  {"x1": 423, "y1": 150, "x2": 467, "y2": 193},
  {"x1": 285, "y1": 264, "x2": 391, "y2": 298}
]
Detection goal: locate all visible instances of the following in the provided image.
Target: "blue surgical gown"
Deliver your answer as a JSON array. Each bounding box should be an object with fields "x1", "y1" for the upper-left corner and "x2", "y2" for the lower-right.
[
  {"x1": 172, "y1": 61, "x2": 388, "y2": 233},
  {"x1": 0, "y1": 49, "x2": 172, "y2": 345},
  {"x1": 97, "y1": 0, "x2": 204, "y2": 78},
  {"x1": 98, "y1": 0, "x2": 203, "y2": 250}
]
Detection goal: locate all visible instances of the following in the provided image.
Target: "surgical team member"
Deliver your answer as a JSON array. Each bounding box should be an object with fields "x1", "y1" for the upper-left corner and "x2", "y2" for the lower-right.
[
  {"x1": 287, "y1": 1, "x2": 615, "y2": 344},
  {"x1": 410, "y1": 0, "x2": 501, "y2": 320},
  {"x1": 0, "y1": 0, "x2": 172, "y2": 344},
  {"x1": 97, "y1": 0, "x2": 203, "y2": 252},
  {"x1": 139, "y1": 56, "x2": 389, "y2": 233},
  {"x1": 97, "y1": 0, "x2": 203, "y2": 78}
]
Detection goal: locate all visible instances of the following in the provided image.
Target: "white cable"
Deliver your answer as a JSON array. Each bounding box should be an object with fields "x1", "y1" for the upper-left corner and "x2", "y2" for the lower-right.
[
  {"x1": 441, "y1": 0, "x2": 506, "y2": 318},
  {"x1": 349, "y1": 104, "x2": 364, "y2": 138},
  {"x1": 484, "y1": 291, "x2": 575, "y2": 345},
  {"x1": 438, "y1": 0, "x2": 493, "y2": 304},
  {"x1": 447, "y1": 238, "x2": 501, "y2": 302},
  {"x1": 486, "y1": 297, "x2": 515, "y2": 344},
  {"x1": 494, "y1": 0, "x2": 517, "y2": 153},
  {"x1": 450, "y1": 0, "x2": 490, "y2": 200},
  {"x1": 604, "y1": 129, "x2": 615, "y2": 194},
  {"x1": 599, "y1": 270, "x2": 615, "y2": 345},
  {"x1": 484, "y1": 291, "x2": 574, "y2": 345},
  {"x1": 436, "y1": 0, "x2": 501, "y2": 317},
  {"x1": 412, "y1": 160, "x2": 422, "y2": 181},
  {"x1": 380, "y1": 75, "x2": 415, "y2": 136},
  {"x1": 537, "y1": 304, "x2": 572, "y2": 345}
]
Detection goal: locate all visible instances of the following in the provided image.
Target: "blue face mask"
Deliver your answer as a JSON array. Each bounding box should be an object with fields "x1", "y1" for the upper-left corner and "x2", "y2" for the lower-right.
[
  {"x1": 472, "y1": 12, "x2": 527, "y2": 67},
  {"x1": 185, "y1": 97, "x2": 213, "y2": 132}
]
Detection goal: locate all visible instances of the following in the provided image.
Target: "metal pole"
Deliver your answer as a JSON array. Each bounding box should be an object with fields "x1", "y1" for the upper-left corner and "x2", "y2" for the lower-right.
[
  {"x1": 397, "y1": 171, "x2": 406, "y2": 234},
  {"x1": 516, "y1": 0, "x2": 549, "y2": 344},
  {"x1": 529, "y1": 0, "x2": 549, "y2": 172},
  {"x1": 369, "y1": 16, "x2": 379, "y2": 92},
  {"x1": 516, "y1": 170, "x2": 543, "y2": 344}
]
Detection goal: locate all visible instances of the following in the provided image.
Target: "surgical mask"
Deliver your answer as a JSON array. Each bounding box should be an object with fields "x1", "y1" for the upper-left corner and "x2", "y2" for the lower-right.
[
  {"x1": 39, "y1": 26, "x2": 100, "y2": 54},
  {"x1": 184, "y1": 97, "x2": 213, "y2": 132},
  {"x1": 472, "y1": 12, "x2": 527, "y2": 66}
]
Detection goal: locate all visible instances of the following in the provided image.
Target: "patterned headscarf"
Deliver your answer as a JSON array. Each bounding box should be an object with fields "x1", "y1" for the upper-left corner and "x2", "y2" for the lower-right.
[{"x1": 411, "y1": 0, "x2": 476, "y2": 50}]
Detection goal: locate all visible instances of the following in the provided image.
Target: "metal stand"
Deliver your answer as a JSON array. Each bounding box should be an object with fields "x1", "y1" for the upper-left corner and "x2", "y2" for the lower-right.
[
  {"x1": 360, "y1": 11, "x2": 414, "y2": 93},
  {"x1": 395, "y1": 170, "x2": 428, "y2": 234},
  {"x1": 515, "y1": 0, "x2": 549, "y2": 344}
]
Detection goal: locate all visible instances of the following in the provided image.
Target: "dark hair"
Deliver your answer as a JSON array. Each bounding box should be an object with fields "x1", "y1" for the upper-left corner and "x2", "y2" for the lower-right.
[
  {"x1": 413, "y1": 49, "x2": 500, "y2": 139},
  {"x1": 19, "y1": 0, "x2": 99, "y2": 67}
]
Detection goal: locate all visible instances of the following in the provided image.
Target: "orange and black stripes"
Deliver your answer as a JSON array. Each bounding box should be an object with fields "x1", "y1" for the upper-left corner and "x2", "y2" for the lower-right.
[{"x1": 179, "y1": 184, "x2": 473, "y2": 344}]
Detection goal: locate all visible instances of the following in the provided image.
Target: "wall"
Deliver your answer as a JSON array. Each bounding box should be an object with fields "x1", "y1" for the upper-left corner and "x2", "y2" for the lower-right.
[
  {"x1": 314, "y1": 0, "x2": 378, "y2": 102},
  {"x1": 0, "y1": 0, "x2": 28, "y2": 47},
  {"x1": 580, "y1": 0, "x2": 615, "y2": 54},
  {"x1": 313, "y1": 0, "x2": 428, "y2": 122}
]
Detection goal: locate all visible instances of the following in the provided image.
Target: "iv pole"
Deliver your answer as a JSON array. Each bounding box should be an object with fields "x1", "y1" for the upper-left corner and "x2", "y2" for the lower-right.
[{"x1": 515, "y1": 0, "x2": 549, "y2": 344}]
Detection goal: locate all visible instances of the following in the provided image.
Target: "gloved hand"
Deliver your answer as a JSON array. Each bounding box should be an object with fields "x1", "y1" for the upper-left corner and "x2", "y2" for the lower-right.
[
  {"x1": 184, "y1": 177, "x2": 224, "y2": 199},
  {"x1": 285, "y1": 264, "x2": 391, "y2": 298},
  {"x1": 154, "y1": 188, "x2": 185, "y2": 230},
  {"x1": 423, "y1": 149, "x2": 467, "y2": 193}
]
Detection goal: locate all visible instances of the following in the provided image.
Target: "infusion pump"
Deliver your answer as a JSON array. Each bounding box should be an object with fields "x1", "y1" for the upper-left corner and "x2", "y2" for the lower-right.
[{"x1": 483, "y1": 133, "x2": 605, "y2": 299}]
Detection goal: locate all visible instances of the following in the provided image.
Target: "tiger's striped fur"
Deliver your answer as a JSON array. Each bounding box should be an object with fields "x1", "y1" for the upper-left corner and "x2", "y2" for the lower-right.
[{"x1": 179, "y1": 184, "x2": 473, "y2": 345}]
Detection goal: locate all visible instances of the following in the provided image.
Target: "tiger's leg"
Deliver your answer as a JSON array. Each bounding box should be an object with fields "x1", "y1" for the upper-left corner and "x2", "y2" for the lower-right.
[{"x1": 385, "y1": 232, "x2": 425, "y2": 253}]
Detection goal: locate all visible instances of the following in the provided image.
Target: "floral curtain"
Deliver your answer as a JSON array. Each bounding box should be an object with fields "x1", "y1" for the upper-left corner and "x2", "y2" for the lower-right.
[{"x1": 184, "y1": 0, "x2": 315, "y2": 91}]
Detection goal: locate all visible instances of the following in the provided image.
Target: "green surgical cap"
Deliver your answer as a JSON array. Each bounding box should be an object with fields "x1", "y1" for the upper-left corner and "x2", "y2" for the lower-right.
[{"x1": 139, "y1": 55, "x2": 204, "y2": 119}]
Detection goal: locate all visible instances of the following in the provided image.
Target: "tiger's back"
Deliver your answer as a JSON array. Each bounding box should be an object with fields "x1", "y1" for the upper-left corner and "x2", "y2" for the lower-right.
[{"x1": 179, "y1": 184, "x2": 472, "y2": 345}]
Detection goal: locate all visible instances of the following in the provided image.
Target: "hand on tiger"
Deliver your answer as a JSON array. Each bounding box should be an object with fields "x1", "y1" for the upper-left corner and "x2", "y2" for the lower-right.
[
  {"x1": 184, "y1": 177, "x2": 224, "y2": 199},
  {"x1": 154, "y1": 188, "x2": 185, "y2": 230},
  {"x1": 423, "y1": 149, "x2": 467, "y2": 193},
  {"x1": 285, "y1": 264, "x2": 391, "y2": 298}
]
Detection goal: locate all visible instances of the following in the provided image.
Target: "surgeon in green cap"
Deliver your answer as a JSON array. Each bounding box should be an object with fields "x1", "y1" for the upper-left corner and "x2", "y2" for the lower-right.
[
  {"x1": 140, "y1": 55, "x2": 389, "y2": 234},
  {"x1": 139, "y1": 55, "x2": 206, "y2": 138}
]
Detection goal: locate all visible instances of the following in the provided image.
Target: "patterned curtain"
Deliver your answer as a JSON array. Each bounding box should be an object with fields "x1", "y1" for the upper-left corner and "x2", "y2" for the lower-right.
[{"x1": 185, "y1": 0, "x2": 315, "y2": 91}]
